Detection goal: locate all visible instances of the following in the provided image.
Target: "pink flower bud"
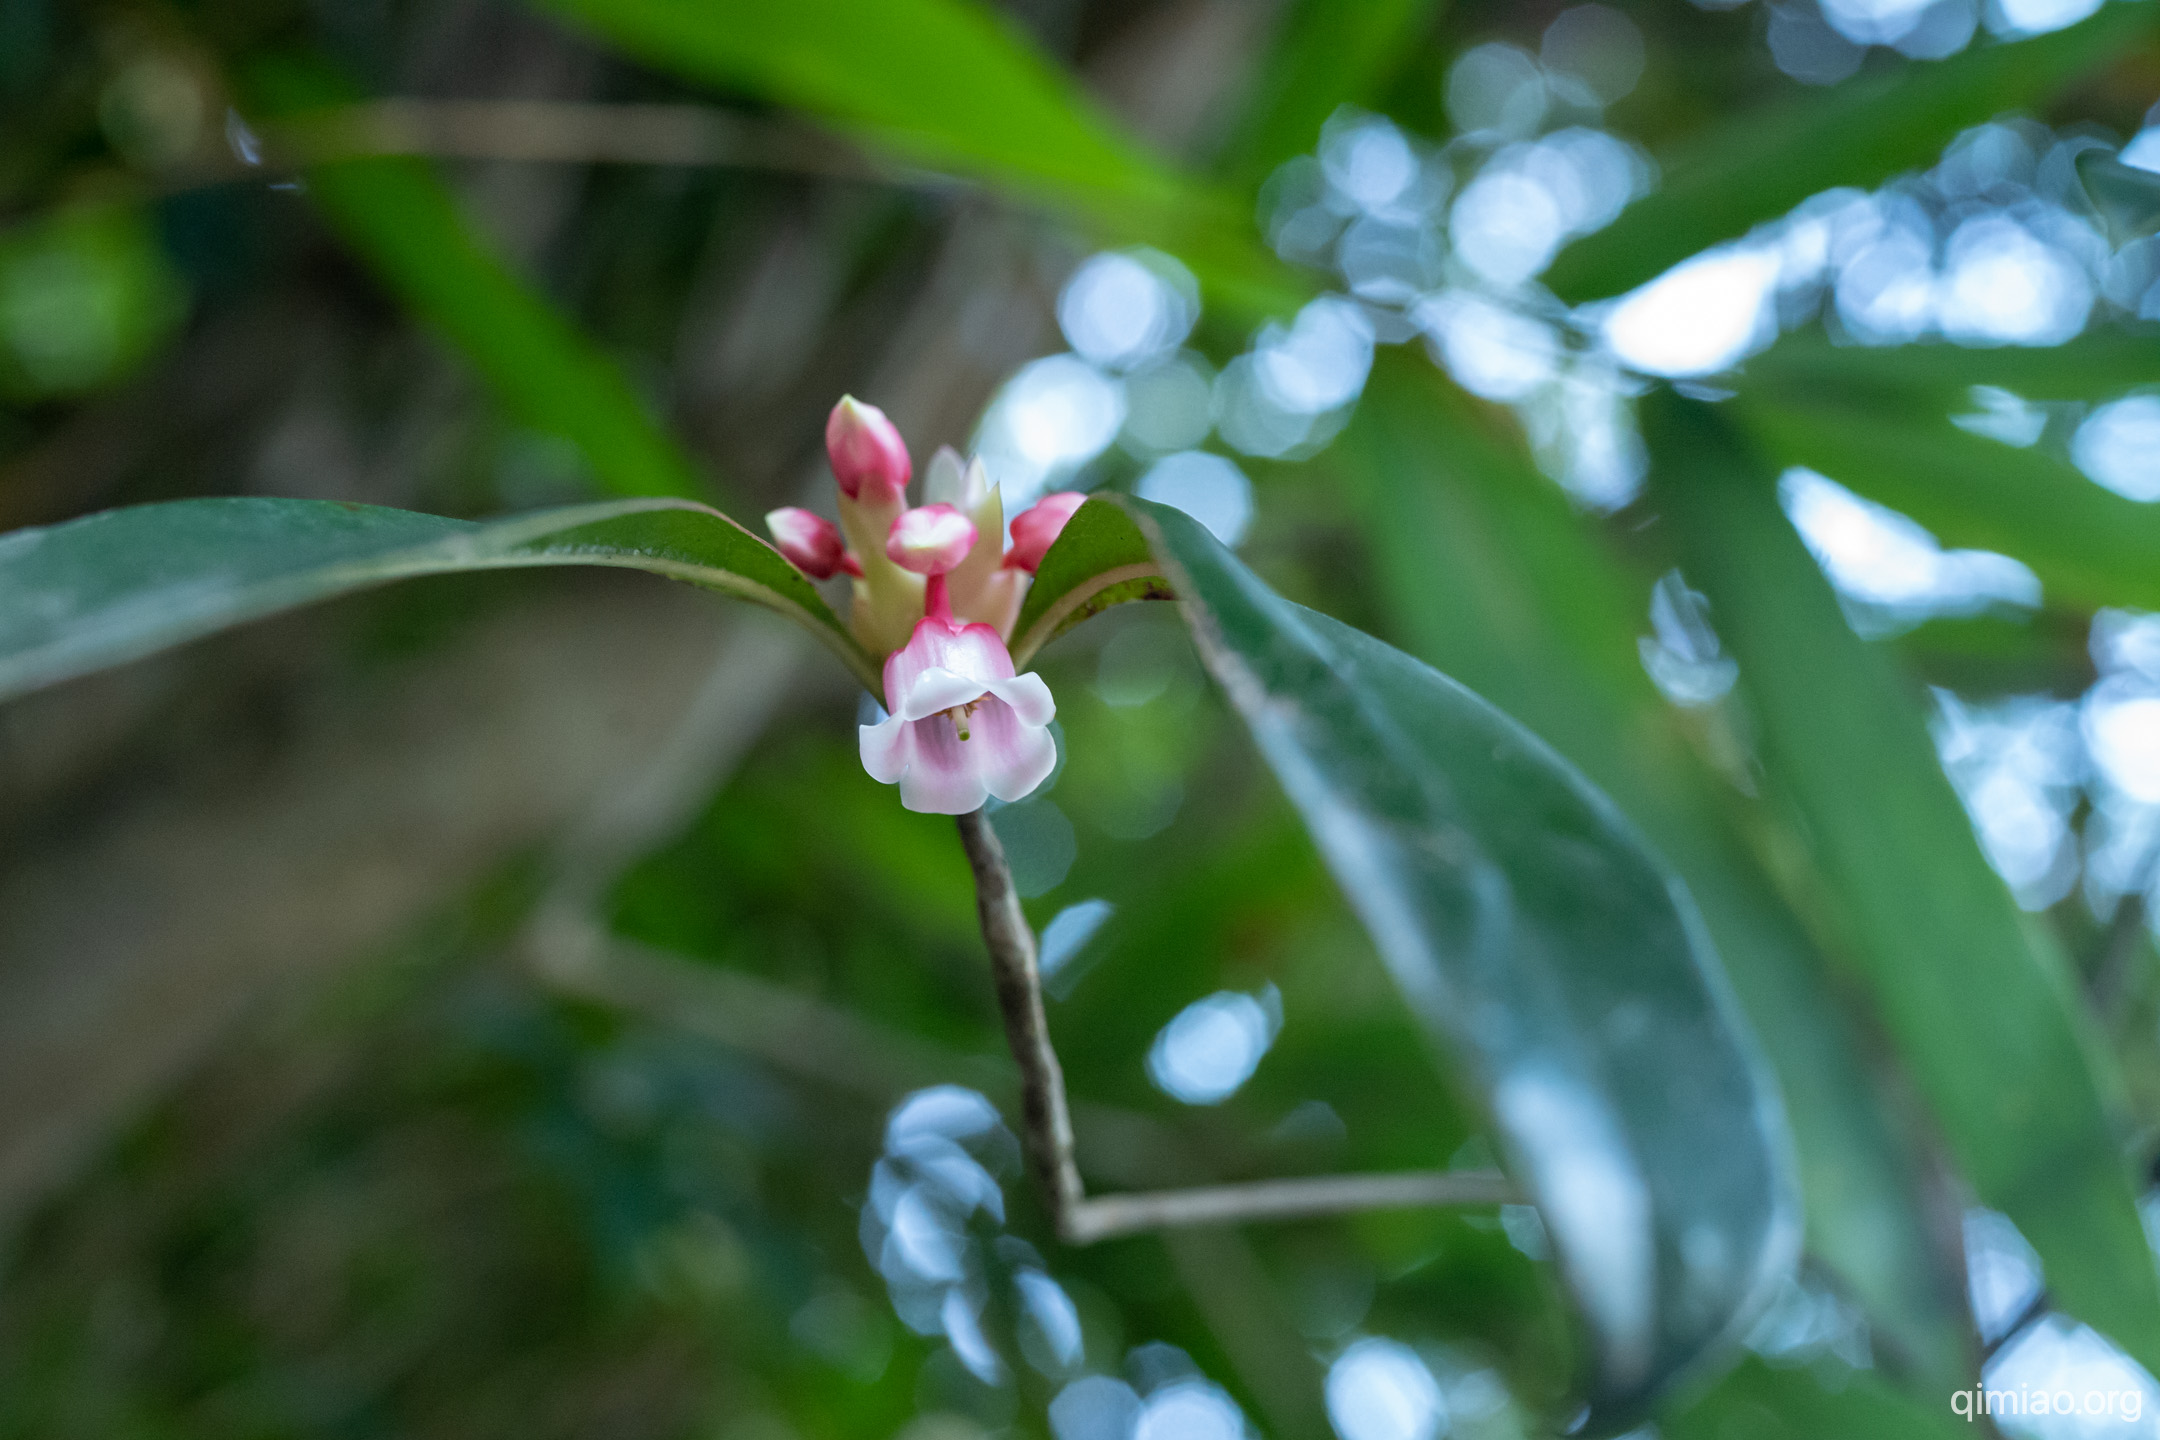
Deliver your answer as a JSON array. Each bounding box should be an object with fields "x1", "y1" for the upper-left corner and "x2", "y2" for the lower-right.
[
  {"x1": 826, "y1": 396, "x2": 911, "y2": 505},
  {"x1": 765, "y1": 506, "x2": 849, "y2": 579},
  {"x1": 1003, "y1": 492, "x2": 1088, "y2": 573},
  {"x1": 886, "y1": 504, "x2": 977, "y2": 576}
]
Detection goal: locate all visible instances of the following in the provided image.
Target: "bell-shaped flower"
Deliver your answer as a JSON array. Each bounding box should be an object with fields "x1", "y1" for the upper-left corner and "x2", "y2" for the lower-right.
[
  {"x1": 765, "y1": 506, "x2": 854, "y2": 579},
  {"x1": 1003, "y1": 492, "x2": 1087, "y2": 574},
  {"x1": 860, "y1": 616, "x2": 1057, "y2": 814},
  {"x1": 860, "y1": 511, "x2": 1055, "y2": 813}
]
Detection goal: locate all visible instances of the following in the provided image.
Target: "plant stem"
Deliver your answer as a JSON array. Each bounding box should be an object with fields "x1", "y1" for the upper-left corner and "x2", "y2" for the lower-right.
[
  {"x1": 954, "y1": 808, "x2": 1519, "y2": 1245},
  {"x1": 1064, "y1": 1170, "x2": 1521, "y2": 1243},
  {"x1": 956, "y1": 807, "x2": 1086, "y2": 1234}
]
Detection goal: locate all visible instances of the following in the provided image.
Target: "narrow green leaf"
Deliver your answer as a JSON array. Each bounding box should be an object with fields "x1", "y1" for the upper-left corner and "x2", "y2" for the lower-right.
[
  {"x1": 1644, "y1": 393, "x2": 2160, "y2": 1375},
  {"x1": 1545, "y1": 5, "x2": 2156, "y2": 304},
  {"x1": 1738, "y1": 394, "x2": 2160, "y2": 614},
  {"x1": 1127, "y1": 495, "x2": 1802, "y2": 1430},
  {"x1": 1666, "y1": 1356, "x2": 1975, "y2": 1440},
  {"x1": 243, "y1": 55, "x2": 707, "y2": 501},
  {"x1": 1217, "y1": 0, "x2": 1443, "y2": 189},
  {"x1": 1327, "y1": 357, "x2": 1968, "y2": 1390},
  {"x1": 0, "y1": 497, "x2": 878, "y2": 700},
  {"x1": 1007, "y1": 496, "x2": 1171, "y2": 668},
  {"x1": 1743, "y1": 327, "x2": 2157, "y2": 405}
]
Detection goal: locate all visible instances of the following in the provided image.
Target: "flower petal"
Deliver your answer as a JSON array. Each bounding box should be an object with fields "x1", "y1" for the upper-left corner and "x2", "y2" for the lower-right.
[
  {"x1": 923, "y1": 446, "x2": 982, "y2": 508},
  {"x1": 882, "y1": 618, "x2": 958, "y2": 702},
  {"x1": 897, "y1": 716, "x2": 993, "y2": 814},
  {"x1": 827, "y1": 396, "x2": 911, "y2": 504},
  {"x1": 765, "y1": 506, "x2": 846, "y2": 578},
  {"x1": 972, "y1": 699, "x2": 1058, "y2": 804},
  {"x1": 1004, "y1": 491, "x2": 1087, "y2": 573},
  {"x1": 887, "y1": 504, "x2": 977, "y2": 576},
  {"x1": 859, "y1": 715, "x2": 915, "y2": 784},
  {"x1": 944, "y1": 623, "x2": 1018, "y2": 682},
  {"x1": 946, "y1": 479, "x2": 1009, "y2": 625},
  {"x1": 985, "y1": 671, "x2": 1055, "y2": 728},
  {"x1": 952, "y1": 564, "x2": 1026, "y2": 639},
  {"x1": 896, "y1": 666, "x2": 991, "y2": 721}
]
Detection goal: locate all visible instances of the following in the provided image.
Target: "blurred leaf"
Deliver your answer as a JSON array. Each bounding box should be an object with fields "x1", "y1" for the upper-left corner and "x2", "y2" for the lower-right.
[
  {"x1": 519, "y1": 0, "x2": 1293, "y2": 309},
  {"x1": 1545, "y1": 5, "x2": 2156, "y2": 303},
  {"x1": 1896, "y1": 611, "x2": 2097, "y2": 698},
  {"x1": 1326, "y1": 357, "x2": 1968, "y2": 1390},
  {"x1": 1644, "y1": 393, "x2": 2160, "y2": 1373},
  {"x1": 1128, "y1": 495, "x2": 1802, "y2": 1430},
  {"x1": 0, "y1": 201, "x2": 186, "y2": 400},
  {"x1": 1217, "y1": 0, "x2": 1442, "y2": 189},
  {"x1": 1738, "y1": 394, "x2": 2160, "y2": 614},
  {"x1": 2078, "y1": 149, "x2": 2160, "y2": 243},
  {"x1": 1666, "y1": 1356, "x2": 1974, "y2": 1440},
  {"x1": 526, "y1": 0, "x2": 1161, "y2": 201},
  {"x1": 243, "y1": 55, "x2": 707, "y2": 501},
  {"x1": 1744, "y1": 326, "x2": 2157, "y2": 404},
  {"x1": 1008, "y1": 496, "x2": 1171, "y2": 667},
  {"x1": 0, "y1": 497, "x2": 877, "y2": 700}
]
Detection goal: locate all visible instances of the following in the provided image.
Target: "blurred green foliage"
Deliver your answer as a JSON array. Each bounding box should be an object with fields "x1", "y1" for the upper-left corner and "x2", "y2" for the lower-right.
[
  {"x1": 3, "y1": 0, "x2": 2160, "y2": 1435},
  {"x1": 0, "y1": 202, "x2": 185, "y2": 400}
]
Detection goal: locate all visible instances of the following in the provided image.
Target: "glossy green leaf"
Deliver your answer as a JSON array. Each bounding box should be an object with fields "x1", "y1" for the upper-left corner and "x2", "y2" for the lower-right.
[
  {"x1": 1644, "y1": 393, "x2": 2160, "y2": 1374},
  {"x1": 1327, "y1": 358, "x2": 1967, "y2": 1389},
  {"x1": 0, "y1": 497, "x2": 877, "y2": 701},
  {"x1": 1126, "y1": 495, "x2": 1802, "y2": 1430},
  {"x1": 1545, "y1": 5, "x2": 2155, "y2": 304},
  {"x1": 1738, "y1": 394, "x2": 2160, "y2": 614},
  {"x1": 1008, "y1": 496, "x2": 1170, "y2": 668},
  {"x1": 243, "y1": 55, "x2": 707, "y2": 501}
]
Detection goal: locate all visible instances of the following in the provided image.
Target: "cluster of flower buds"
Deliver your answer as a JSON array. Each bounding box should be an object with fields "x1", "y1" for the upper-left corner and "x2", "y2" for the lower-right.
[{"x1": 765, "y1": 397, "x2": 1087, "y2": 815}]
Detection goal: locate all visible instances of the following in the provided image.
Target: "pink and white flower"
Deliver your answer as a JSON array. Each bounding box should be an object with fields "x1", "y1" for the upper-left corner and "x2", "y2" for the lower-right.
[
  {"x1": 861, "y1": 616, "x2": 1057, "y2": 814},
  {"x1": 769, "y1": 397, "x2": 1094, "y2": 813}
]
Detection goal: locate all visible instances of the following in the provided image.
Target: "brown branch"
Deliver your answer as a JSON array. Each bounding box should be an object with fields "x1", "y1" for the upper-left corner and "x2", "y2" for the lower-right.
[
  {"x1": 1065, "y1": 1169, "x2": 1522, "y2": 1243},
  {"x1": 956, "y1": 808, "x2": 1087, "y2": 1232},
  {"x1": 953, "y1": 808, "x2": 1519, "y2": 1245}
]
